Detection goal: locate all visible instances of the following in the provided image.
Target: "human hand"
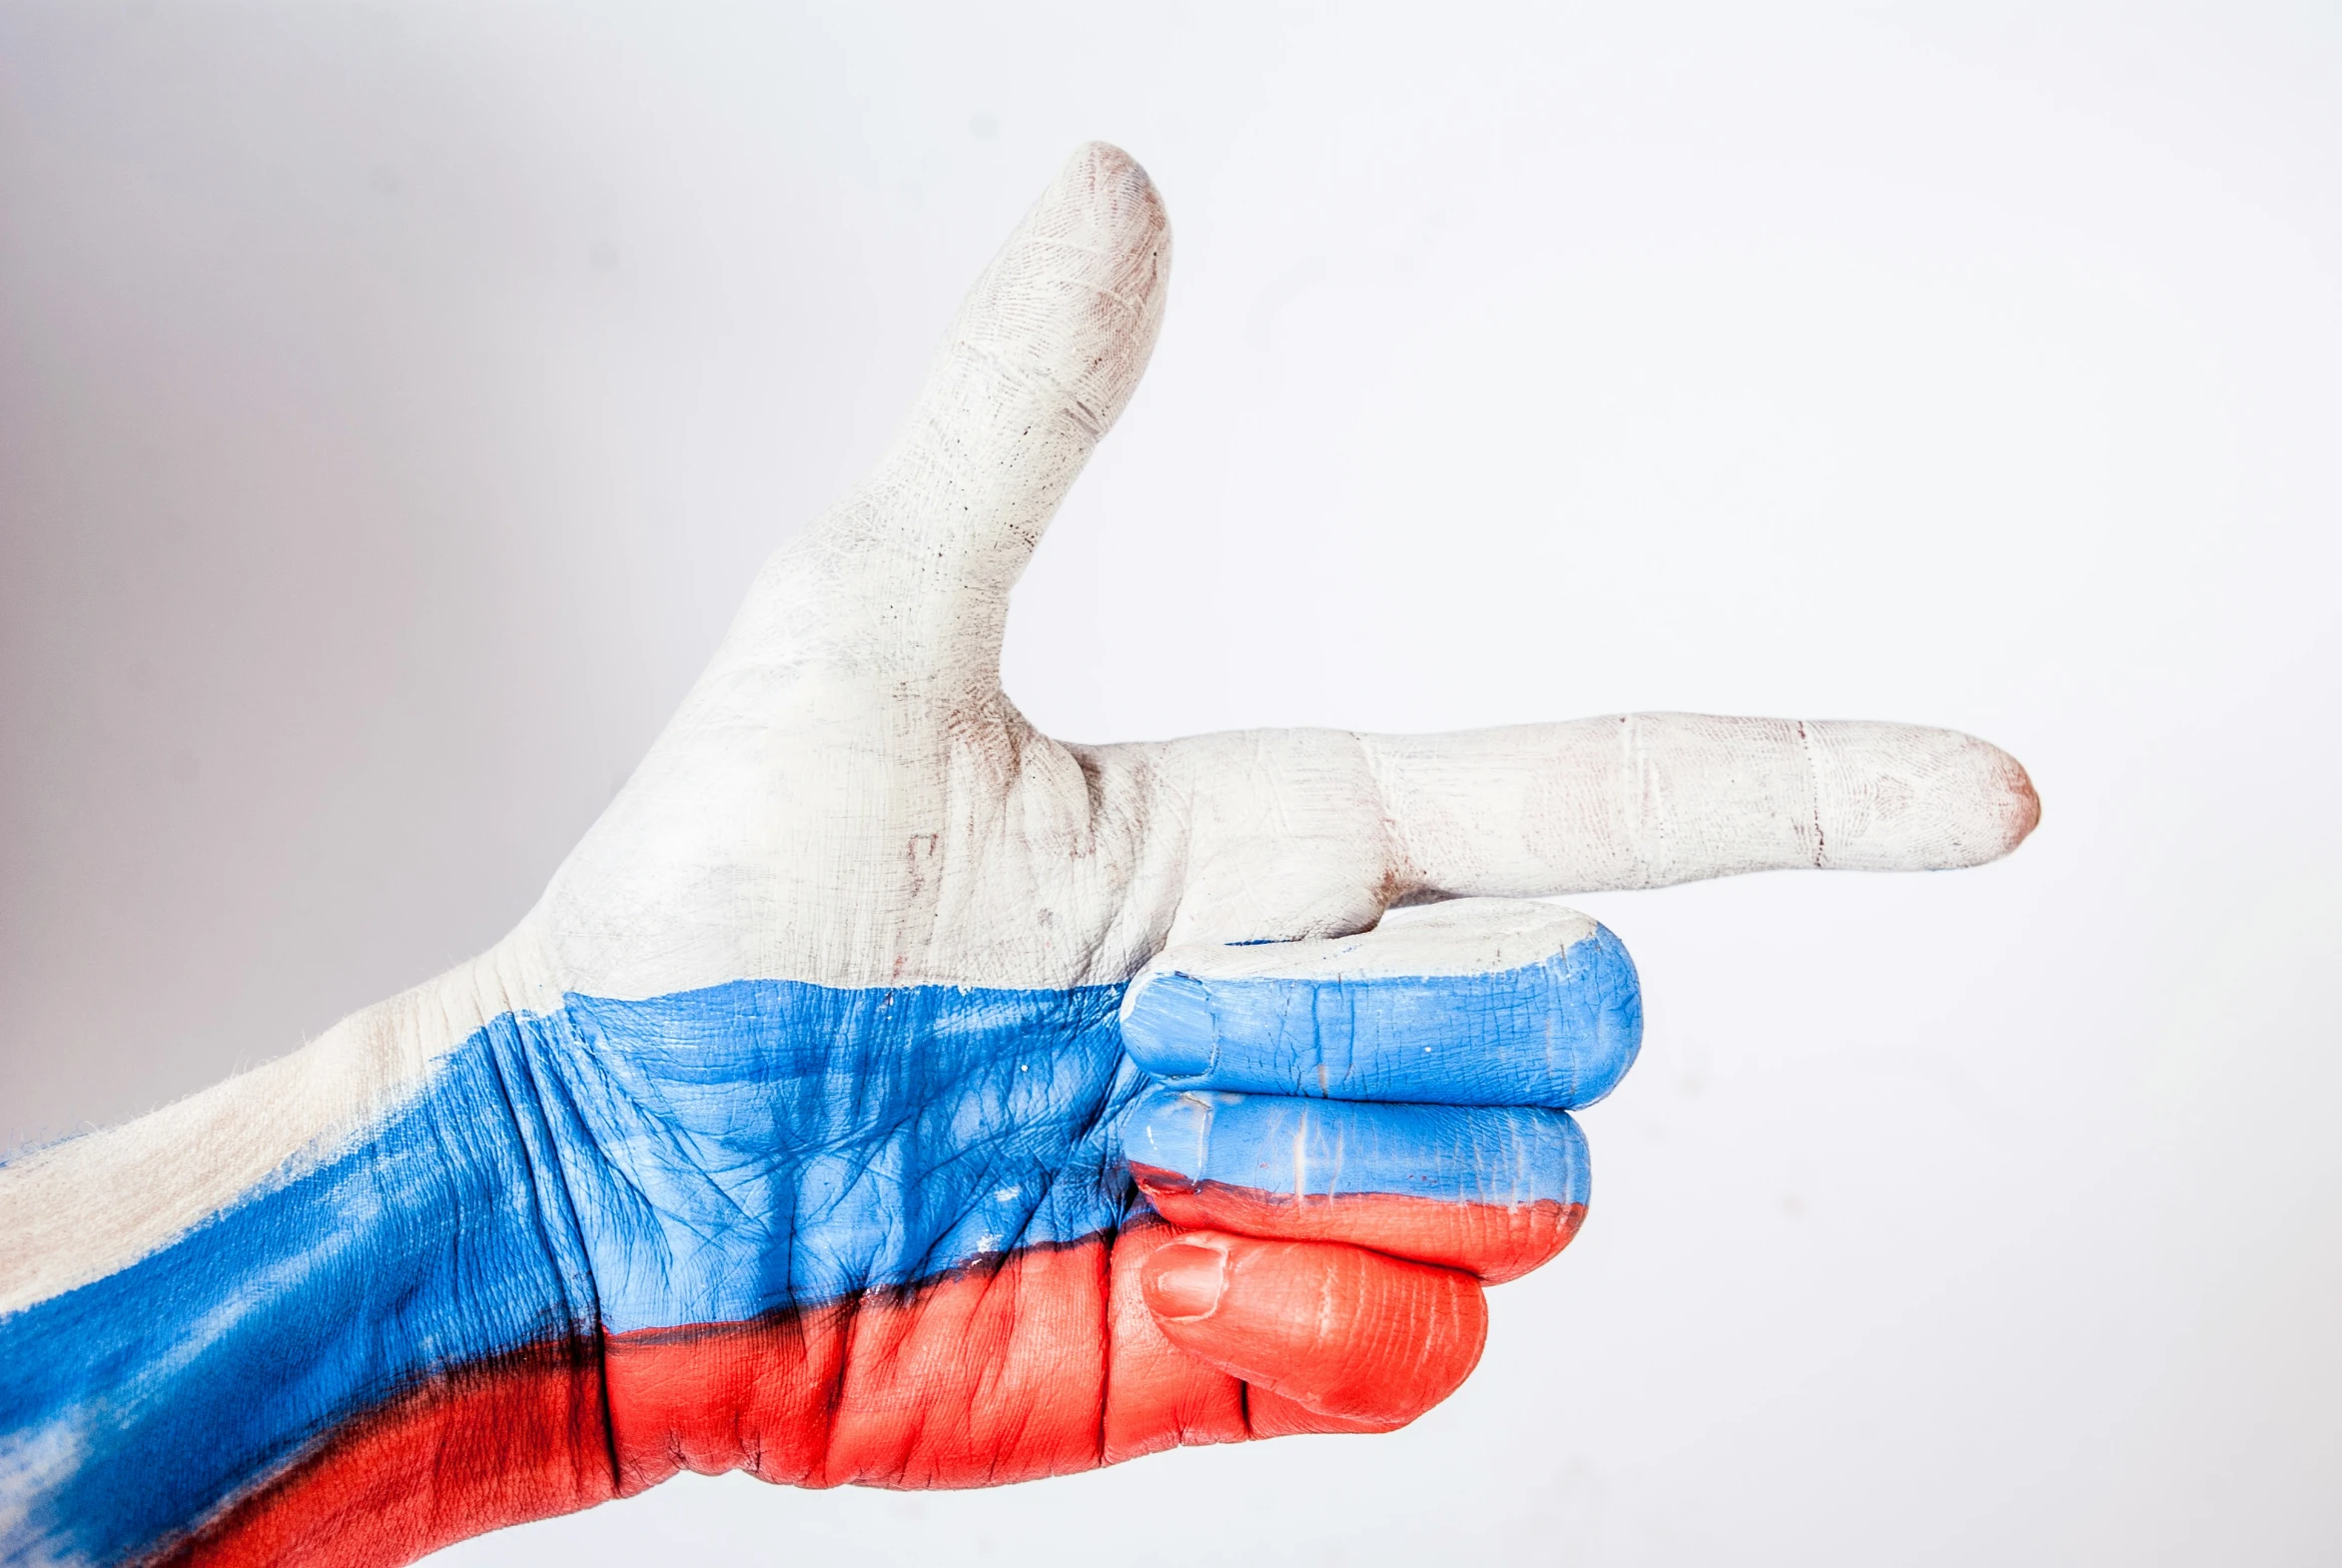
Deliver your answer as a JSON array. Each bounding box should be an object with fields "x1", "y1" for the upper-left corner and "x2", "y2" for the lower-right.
[{"x1": 0, "y1": 144, "x2": 2036, "y2": 1568}]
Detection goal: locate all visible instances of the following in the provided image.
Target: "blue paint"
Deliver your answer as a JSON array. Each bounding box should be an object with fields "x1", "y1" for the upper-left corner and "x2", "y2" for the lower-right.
[
  {"x1": 1121, "y1": 924, "x2": 1643, "y2": 1108},
  {"x1": 1125, "y1": 1087, "x2": 1589, "y2": 1207},
  {"x1": 0, "y1": 981, "x2": 1143, "y2": 1567},
  {"x1": 541, "y1": 985, "x2": 1142, "y2": 1329}
]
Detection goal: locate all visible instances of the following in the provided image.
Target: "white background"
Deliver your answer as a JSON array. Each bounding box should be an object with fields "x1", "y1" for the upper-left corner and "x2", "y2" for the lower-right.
[{"x1": 4, "y1": 4, "x2": 2338, "y2": 1564}]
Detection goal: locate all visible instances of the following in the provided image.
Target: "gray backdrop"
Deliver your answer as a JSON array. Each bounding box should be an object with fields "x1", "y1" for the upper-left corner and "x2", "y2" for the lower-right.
[{"x1": 4, "y1": 4, "x2": 2338, "y2": 1565}]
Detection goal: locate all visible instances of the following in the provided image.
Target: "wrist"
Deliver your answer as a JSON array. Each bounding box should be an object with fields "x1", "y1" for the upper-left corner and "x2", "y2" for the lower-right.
[
  {"x1": 173, "y1": 942, "x2": 619, "y2": 1563},
  {"x1": 0, "y1": 943, "x2": 525, "y2": 1318},
  {"x1": 0, "y1": 940, "x2": 614, "y2": 1568}
]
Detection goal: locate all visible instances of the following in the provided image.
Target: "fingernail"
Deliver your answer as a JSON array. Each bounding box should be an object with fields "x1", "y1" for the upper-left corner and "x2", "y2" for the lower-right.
[
  {"x1": 1145, "y1": 1240, "x2": 1228, "y2": 1320},
  {"x1": 1125, "y1": 1084, "x2": 1215, "y2": 1185}
]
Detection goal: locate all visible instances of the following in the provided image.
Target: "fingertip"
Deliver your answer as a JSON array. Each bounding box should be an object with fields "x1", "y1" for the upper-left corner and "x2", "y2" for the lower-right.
[
  {"x1": 1031, "y1": 138, "x2": 1170, "y2": 286},
  {"x1": 1118, "y1": 973, "x2": 1216, "y2": 1082},
  {"x1": 1998, "y1": 749, "x2": 2042, "y2": 854},
  {"x1": 1810, "y1": 722, "x2": 2044, "y2": 871},
  {"x1": 1569, "y1": 922, "x2": 1644, "y2": 1107},
  {"x1": 1061, "y1": 140, "x2": 1159, "y2": 217},
  {"x1": 1940, "y1": 733, "x2": 2041, "y2": 865}
]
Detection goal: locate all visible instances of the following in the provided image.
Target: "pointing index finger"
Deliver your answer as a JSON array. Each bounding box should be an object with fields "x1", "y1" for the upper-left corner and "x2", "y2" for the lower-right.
[{"x1": 1366, "y1": 713, "x2": 2038, "y2": 899}]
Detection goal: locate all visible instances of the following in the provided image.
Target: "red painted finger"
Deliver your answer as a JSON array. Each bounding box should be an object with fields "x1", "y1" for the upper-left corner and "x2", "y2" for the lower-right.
[{"x1": 1138, "y1": 1232, "x2": 1488, "y2": 1428}]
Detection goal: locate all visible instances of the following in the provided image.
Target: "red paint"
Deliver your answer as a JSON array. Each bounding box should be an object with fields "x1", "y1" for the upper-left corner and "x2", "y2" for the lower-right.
[
  {"x1": 1131, "y1": 1165, "x2": 1585, "y2": 1282},
  {"x1": 1140, "y1": 1235, "x2": 1488, "y2": 1424},
  {"x1": 160, "y1": 1220, "x2": 1484, "y2": 1567},
  {"x1": 154, "y1": 1341, "x2": 615, "y2": 1568}
]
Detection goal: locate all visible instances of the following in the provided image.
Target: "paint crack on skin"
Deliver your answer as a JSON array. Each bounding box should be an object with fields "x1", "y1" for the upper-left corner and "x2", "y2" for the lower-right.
[{"x1": 1797, "y1": 719, "x2": 1827, "y2": 868}]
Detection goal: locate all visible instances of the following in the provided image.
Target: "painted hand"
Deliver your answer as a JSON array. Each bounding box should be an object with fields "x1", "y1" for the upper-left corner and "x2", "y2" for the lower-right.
[{"x1": 0, "y1": 145, "x2": 2038, "y2": 1568}]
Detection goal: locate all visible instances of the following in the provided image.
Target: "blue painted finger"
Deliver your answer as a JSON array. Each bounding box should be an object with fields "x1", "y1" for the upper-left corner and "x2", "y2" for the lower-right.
[
  {"x1": 1122, "y1": 1084, "x2": 1591, "y2": 1281},
  {"x1": 1119, "y1": 898, "x2": 1641, "y2": 1109}
]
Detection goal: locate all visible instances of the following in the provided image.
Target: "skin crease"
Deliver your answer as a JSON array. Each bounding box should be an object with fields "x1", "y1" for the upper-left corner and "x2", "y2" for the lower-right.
[{"x1": 0, "y1": 143, "x2": 2039, "y2": 1568}]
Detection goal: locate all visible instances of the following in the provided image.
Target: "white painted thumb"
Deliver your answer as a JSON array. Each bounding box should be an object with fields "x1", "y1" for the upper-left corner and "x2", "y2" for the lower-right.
[{"x1": 736, "y1": 143, "x2": 1171, "y2": 690}]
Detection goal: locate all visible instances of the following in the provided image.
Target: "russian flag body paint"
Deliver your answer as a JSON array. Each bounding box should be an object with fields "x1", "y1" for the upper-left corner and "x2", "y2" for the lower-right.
[{"x1": 0, "y1": 905, "x2": 1639, "y2": 1565}]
